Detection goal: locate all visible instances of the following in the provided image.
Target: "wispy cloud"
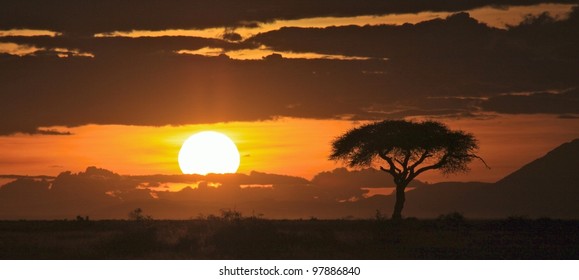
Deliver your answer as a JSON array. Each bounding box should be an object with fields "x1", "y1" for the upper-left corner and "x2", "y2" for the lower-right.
[
  {"x1": 176, "y1": 46, "x2": 382, "y2": 60},
  {"x1": 0, "y1": 29, "x2": 61, "y2": 37},
  {"x1": 0, "y1": 42, "x2": 43, "y2": 56}
]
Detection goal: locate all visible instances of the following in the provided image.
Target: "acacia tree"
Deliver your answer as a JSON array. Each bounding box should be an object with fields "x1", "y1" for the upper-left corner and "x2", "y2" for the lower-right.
[{"x1": 330, "y1": 120, "x2": 487, "y2": 220}]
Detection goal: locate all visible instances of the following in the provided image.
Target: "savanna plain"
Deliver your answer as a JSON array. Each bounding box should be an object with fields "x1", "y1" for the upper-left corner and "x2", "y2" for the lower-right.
[{"x1": 1, "y1": 211, "x2": 577, "y2": 260}]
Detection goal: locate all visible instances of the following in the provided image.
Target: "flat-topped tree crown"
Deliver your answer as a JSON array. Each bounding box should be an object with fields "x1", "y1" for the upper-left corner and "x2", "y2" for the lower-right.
[{"x1": 330, "y1": 120, "x2": 487, "y2": 220}]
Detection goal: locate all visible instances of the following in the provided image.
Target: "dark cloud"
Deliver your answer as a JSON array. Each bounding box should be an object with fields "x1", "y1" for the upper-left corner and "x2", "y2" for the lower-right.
[
  {"x1": 0, "y1": 178, "x2": 53, "y2": 218},
  {"x1": 0, "y1": 174, "x2": 54, "y2": 180},
  {"x1": 311, "y1": 168, "x2": 427, "y2": 200},
  {"x1": 0, "y1": 53, "x2": 391, "y2": 135},
  {"x1": 0, "y1": 166, "x2": 418, "y2": 219},
  {"x1": 250, "y1": 12, "x2": 497, "y2": 58},
  {"x1": 222, "y1": 31, "x2": 243, "y2": 42},
  {"x1": 250, "y1": 11, "x2": 578, "y2": 89},
  {"x1": 1, "y1": 7, "x2": 578, "y2": 134},
  {"x1": 1, "y1": 0, "x2": 574, "y2": 35},
  {"x1": 33, "y1": 128, "x2": 72, "y2": 135},
  {"x1": 482, "y1": 89, "x2": 579, "y2": 114},
  {"x1": 0, "y1": 178, "x2": 50, "y2": 196}
]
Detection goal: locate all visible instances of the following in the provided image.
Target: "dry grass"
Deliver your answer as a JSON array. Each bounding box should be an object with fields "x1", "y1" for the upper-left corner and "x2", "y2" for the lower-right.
[{"x1": 0, "y1": 215, "x2": 577, "y2": 259}]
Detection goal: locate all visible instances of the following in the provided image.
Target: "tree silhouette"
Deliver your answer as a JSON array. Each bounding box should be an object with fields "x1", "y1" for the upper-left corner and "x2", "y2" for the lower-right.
[
  {"x1": 330, "y1": 120, "x2": 487, "y2": 220},
  {"x1": 128, "y1": 208, "x2": 152, "y2": 221}
]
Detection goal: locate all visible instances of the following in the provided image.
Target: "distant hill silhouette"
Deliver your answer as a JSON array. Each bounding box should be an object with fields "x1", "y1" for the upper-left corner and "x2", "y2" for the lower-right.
[
  {"x1": 494, "y1": 138, "x2": 579, "y2": 218},
  {"x1": 396, "y1": 139, "x2": 579, "y2": 218},
  {"x1": 497, "y1": 139, "x2": 579, "y2": 187}
]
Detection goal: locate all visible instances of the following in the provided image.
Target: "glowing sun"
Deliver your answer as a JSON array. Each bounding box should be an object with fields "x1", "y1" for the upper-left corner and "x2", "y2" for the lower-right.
[{"x1": 178, "y1": 131, "x2": 240, "y2": 175}]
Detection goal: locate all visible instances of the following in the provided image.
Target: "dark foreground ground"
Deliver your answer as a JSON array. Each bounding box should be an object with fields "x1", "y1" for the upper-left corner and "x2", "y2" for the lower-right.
[{"x1": 1, "y1": 215, "x2": 578, "y2": 259}]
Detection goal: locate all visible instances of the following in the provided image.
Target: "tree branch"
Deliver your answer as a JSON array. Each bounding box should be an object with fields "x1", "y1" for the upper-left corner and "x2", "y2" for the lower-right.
[
  {"x1": 402, "y1": 151, "x2": 411, "y2": 167},
  {"x1": 410, "y1": 154, "x2": 449, "y2": 180},
  {"x1": 409, "y1": 150, "x2": 431, "y2": 173},
  {"x1": 378, "y1": 148, "x2": 392, "y2": 157},
  {"x1": 393, "y1": 151, "x2": 411, "y2": 173},
  {"x1": 469, "y1": 154, "x2": 491, "y2": 169},
  {"x1": 380, "y1": 166, "x2": 396, "y2": 177},
  {"x1": 379, "y1": 150, "x2": 401, "y2": 173},
  {"x1": 385, "y1": 156, "x2": 401, "y2": 173}
]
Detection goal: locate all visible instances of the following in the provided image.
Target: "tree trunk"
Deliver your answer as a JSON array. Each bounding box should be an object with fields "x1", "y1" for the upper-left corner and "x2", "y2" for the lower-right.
[{"x1": 391, "y1": 184, "x2": 406, "y2": 220}]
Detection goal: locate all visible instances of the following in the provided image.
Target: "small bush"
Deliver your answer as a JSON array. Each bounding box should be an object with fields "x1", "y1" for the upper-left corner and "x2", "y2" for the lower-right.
[
  {"x1": 128, "y1": 208, "x2": 152, "y2": 222},
  {"x1": 437, "y1": 212, "x2": 467, "y2": 227},
  {"x1": 375, "y1": 210, "x2": 387, "y2": 221},
  {"x1": 219, "y1": 209, "x2": 242, "y2": 222}
]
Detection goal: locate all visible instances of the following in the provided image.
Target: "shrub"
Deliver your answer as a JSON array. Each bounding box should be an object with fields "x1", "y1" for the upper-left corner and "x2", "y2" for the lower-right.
[
  {"x1": 437, "y1": 211, "x2": 467, "y2": 227},
  {"x1": 128, "y1": 208, "x2": 152, "y2": 221}
]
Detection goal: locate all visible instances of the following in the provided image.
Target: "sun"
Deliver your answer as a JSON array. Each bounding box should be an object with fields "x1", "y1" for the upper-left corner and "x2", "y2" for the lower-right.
[{"x1": 178, "y1": 131, "x2": 240, "y2": 175}]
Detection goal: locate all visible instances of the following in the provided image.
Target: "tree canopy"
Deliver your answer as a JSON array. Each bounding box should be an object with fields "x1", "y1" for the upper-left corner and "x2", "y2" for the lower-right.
[{"x1": 330, "y1": 120, "x2": 485, "y2": 177}]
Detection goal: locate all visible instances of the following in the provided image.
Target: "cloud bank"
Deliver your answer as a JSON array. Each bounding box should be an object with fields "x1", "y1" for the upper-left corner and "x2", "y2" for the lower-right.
[
  {"x1": 0, "y1": 3, "x2": 578, "y2": 134},
  {"x1": 2, "y1": 0, "x2": 575, "y2": 34},
  {"x1": 0, "y1": 166, "x2": 406, "y2": 219}
]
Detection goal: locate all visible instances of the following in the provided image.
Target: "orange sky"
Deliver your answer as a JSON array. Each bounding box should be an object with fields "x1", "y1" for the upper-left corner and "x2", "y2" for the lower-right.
[
  {"x1": 1, "y1": 115, "x2": 577, "y2": 183},
  {"x1": 1, "y1": 1, "x2": 578, "y2": 221},
  {"x1": 1, "y1": 2, "x2": 578, "y2": 184}
]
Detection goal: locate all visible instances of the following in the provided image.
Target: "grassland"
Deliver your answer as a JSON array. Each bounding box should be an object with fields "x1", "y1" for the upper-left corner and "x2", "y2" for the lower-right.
[{"x1": 1, "y1": 214, "x2": 577, "y2": 259}]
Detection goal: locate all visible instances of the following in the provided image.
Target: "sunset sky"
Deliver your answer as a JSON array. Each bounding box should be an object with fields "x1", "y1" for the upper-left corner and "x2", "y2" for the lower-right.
[{"x1": 1, "y1": 0, "x2": 578, "y2": 219}]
